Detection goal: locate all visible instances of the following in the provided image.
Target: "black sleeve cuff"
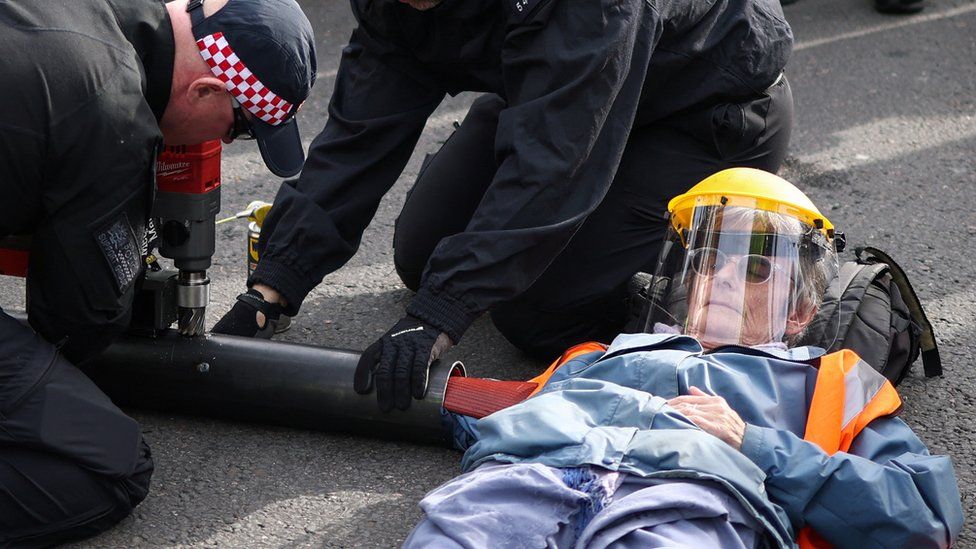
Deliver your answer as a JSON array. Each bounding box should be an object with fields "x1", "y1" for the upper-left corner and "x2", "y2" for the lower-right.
[
  {"x1": 407, "y1": 286, "x2": 479, "y2": 344},
  {"x1": 247, "y1": 258, "x2": 315, "y2": 317}
]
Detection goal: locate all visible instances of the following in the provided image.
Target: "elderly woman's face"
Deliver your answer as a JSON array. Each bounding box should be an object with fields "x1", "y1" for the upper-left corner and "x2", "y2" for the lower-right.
[{"x1": 685, "y1": 250, "x2": 799, "y2": 348}]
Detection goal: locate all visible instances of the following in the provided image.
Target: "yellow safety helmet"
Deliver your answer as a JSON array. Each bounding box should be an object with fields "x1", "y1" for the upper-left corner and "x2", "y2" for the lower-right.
[
  {"x1": 668, "y1": 168, "x2": 835, "y2": 239},
  {"x1": 642, "y1": 167, "x2": 841, "y2": 349}
]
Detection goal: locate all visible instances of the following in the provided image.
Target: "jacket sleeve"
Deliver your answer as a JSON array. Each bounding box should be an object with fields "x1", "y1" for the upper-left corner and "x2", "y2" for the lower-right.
[
  {"x1": 740, "y1": 417, "x2": 963, "y2": 548},
  {"x1": 407, "y1": 0, "x2": 663, "y2": 342},
  {"x1": 250, "y1": 27, "x2": 444, "y2": 314}
]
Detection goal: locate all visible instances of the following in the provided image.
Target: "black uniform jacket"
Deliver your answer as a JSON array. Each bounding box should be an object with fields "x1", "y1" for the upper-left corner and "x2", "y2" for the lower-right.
[
  {"x1": 0, "y1": 0, "x2": 173, "y2": 357},
  {"x1": 253, "y1": 0, "x2": 793, "y2": 342}
]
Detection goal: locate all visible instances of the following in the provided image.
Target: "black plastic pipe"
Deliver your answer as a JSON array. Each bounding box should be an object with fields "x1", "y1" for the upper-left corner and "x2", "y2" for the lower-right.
[
  {"x1": 82, "y1": 330, "x2": 462, "y2": 444},
  {"x1": 11, "y1": 312, "x2": 461, "y2": 444}
]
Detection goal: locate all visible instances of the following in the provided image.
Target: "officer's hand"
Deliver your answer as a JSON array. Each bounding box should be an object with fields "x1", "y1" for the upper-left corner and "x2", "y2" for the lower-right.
[
  {"x1": 667, "y1": 386, "x2": 746, "y2": 450},
  {"x1": 212, "y1": 287, "x2": 283, "y2": 338},
  {"x1": 354, "y1": 316, "x2": 454, "y2": 412}
]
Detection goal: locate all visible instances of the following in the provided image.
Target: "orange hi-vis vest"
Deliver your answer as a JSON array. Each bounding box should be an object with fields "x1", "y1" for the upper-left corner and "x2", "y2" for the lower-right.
[
  {"x1": 798, "y1": 349, "x2": 902, "y2": 548},
  {"x1": 442, "y1": 344, "x2": 902, "y2": 548}
]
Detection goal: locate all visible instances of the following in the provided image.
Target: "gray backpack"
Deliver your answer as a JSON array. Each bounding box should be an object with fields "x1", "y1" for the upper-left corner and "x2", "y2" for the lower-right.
[{"x1": 798, "y1": 247, "x2": 942, "y2": 386}]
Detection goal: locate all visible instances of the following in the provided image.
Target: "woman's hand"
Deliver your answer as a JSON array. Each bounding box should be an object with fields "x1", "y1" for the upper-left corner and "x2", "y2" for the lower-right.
[{"x1": 667, "y1": 386, "x2": 746, "y2": 451}]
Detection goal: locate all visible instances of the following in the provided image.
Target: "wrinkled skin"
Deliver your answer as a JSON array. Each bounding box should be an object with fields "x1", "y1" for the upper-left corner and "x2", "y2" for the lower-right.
[{"x1": 667, "y1": 386, "x2": 746, "y2": 450}]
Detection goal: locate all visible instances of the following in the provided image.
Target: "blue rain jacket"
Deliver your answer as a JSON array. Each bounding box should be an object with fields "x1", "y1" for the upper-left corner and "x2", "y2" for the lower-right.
[{"x1": 451, "y1": 333, "x2": 963, "y2": 547}]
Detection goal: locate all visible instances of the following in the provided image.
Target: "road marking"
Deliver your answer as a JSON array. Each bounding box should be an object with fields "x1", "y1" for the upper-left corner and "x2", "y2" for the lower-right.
[
  {"x1": 795, "y1": 3, "x2": 976, "y2": 51},
  {"x1": 794, "y1": 114, "x2": 976, "y2": 170}
]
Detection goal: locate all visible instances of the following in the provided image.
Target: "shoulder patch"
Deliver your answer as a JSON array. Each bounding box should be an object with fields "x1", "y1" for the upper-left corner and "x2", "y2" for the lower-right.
[{"x1": 94, "y1": 213, "x2": 142, "y2": 294}]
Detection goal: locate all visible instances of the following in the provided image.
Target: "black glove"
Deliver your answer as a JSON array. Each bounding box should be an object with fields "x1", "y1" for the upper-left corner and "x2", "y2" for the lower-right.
[
  {"x1": 211, "y1": 288, "x2": 284, "y2": 338},
  {"x1": 354, "y1": 315, "x2": 454, "y2": 412}
]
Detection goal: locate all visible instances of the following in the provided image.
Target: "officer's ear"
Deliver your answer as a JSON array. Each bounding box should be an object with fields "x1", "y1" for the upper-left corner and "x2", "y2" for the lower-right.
[{"x1": 186, "y1": 76, "x2": 227, "y2": 106}]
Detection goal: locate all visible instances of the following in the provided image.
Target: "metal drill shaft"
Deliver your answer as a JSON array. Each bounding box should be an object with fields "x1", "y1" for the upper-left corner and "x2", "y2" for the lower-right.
[{"x1": 176, "y1": 271, "x2": 209, "y2": 337}]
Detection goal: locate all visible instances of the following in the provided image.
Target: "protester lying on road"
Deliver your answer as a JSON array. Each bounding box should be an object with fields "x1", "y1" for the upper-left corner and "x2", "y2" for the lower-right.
[{"x1": 405, "y1": 169, "x2": 963, "y2": 548}]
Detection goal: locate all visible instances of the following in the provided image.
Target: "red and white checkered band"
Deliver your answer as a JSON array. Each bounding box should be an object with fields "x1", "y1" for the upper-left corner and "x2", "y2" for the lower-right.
[{"x1": 196, "y1": 32, "x2": 294, "y2": 126}]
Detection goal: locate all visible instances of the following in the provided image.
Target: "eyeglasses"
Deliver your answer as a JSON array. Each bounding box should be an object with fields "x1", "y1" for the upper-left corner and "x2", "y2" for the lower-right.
[
  {"x1": 688, "y1": 247, "x2": 783, "y2": 284},
  {"x1": 228, "y1": 97, "x2": 255, "y2": 141}
]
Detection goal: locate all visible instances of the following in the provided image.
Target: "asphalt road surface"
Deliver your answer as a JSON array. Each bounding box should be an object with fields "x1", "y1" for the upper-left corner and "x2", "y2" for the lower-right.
[{"x1": 1, "y1": 0, "x2": 974, "y2": 546}]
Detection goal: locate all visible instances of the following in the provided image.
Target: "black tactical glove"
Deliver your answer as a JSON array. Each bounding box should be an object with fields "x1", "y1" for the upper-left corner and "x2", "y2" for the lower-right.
[
  {"x1": 354, "y1": 315, "x2": 454, "y2": 412},
  {"x1": 211, "y1": 288, "x2": 284, "y2": 338}
]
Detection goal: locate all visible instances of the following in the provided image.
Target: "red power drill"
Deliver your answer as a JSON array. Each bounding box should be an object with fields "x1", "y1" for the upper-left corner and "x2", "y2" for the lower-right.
[
  {"x1": 153, "y1": 141, "x2": 222, "y2": 336},
  {"x1": 1, "y1": 142, "x2": 221, "y2": 337}
]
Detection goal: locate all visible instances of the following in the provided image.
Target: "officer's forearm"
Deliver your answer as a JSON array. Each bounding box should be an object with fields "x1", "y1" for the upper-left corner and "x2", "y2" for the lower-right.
[{"x1": 252, "y1": 283, "x2": 286, "y2": 306}]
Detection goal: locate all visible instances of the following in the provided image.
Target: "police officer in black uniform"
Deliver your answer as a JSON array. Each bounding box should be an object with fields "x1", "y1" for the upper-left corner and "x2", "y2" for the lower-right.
[
  {"x1": 0, "y1": 0, "x2": 314, "y2": 543},
  {"x1": 215, "y1": 0, "x2": 795, "y2": 413}
]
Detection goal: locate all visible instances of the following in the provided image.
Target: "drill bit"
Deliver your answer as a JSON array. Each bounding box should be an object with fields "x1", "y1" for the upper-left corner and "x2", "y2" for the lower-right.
[{"x1": 178, "y1": 307, "x2": 207, "y2": 336}]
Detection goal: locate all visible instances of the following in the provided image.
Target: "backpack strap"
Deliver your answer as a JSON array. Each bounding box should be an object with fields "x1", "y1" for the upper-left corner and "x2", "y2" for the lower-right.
[{"x1": 857, "y1": 247, "x2": 943, "y2": 377}]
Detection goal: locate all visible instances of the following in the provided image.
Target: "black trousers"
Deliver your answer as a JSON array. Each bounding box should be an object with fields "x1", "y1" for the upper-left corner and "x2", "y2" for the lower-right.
[
  {"x1": 0, "y1": 308, "x2": 153, "y2": 547},
  {"x1": 394, "y1": 78, "x2": 794, "y2": 358}
]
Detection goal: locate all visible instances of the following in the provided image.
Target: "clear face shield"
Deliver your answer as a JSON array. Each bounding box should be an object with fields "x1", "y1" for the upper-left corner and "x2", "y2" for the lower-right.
[{"x1": 644, "y1": 203, "x2": 839, "y2": 349}]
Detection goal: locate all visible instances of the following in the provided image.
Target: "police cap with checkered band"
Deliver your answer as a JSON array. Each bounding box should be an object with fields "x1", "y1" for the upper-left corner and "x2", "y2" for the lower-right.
[{"x1": 188, "y1": 0, "x2": 316, "y2": 177}]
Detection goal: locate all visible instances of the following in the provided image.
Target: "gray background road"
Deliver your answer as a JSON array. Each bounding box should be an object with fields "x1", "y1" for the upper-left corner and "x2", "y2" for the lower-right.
[{"x1": 2, "y1": 0, "x2": 974, "y2": 545}]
